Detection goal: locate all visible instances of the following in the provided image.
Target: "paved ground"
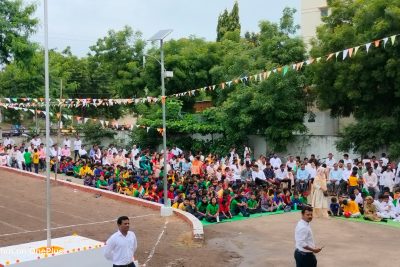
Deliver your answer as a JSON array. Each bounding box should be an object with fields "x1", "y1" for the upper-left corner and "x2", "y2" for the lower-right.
[
  {"x1": 205, "y1": 212, "x2": 400, "y2": 267},
  {"x1": 1, "y1": 168, "x2": 399, "y2": 267}
]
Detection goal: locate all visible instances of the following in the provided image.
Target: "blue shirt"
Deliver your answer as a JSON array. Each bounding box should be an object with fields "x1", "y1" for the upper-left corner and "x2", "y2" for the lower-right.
[
  {"x1": 329, "y1": 169, "x2": 342, "y2": 181},
  {"x1": 296, "y1": 169, "x2": 310, "y2": 181}
]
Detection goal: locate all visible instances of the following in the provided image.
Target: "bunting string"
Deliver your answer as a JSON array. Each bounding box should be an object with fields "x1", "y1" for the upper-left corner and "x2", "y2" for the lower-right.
[
  {"x1": 1, "y1": 34, "x2": 398, "y2": 105},
  {"x1": 0, "y1": 104, "x2": 163, "y2": 135}
]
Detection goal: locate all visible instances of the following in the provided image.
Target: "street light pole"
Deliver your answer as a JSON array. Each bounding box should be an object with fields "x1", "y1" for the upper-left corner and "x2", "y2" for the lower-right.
[
  {"x1": 160, "y1": 39, "x2": 169, "y2": 209},
  {"x1": 149, "y1": 29, "x2": 173, "y2": 217}
]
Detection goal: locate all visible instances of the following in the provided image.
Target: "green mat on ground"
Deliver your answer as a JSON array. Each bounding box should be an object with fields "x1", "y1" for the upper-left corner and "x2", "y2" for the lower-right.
[
  {"x1": 333, "y1": 216, "x2": 400, "y2": 229},
  {"x1": 201, "y1": 210, "x2": 300, "y2": 226}
]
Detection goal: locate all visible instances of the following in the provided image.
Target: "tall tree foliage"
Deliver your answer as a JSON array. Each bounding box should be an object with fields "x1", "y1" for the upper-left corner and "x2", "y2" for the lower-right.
[
  {"x1": 216, "y1": 1, "x2": 241, "y2": 41},
  {"x1": 0, "y1": 0, "x2": 37, "y2": 64},
  {"x1": 309, "y1": 0, "x2": 400, "y2": 156}
]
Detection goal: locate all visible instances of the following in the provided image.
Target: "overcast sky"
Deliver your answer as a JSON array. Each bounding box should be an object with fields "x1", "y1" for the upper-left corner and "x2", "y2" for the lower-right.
[{"x1": 31, "y1": 0, "x2": 300, "y2": 57}]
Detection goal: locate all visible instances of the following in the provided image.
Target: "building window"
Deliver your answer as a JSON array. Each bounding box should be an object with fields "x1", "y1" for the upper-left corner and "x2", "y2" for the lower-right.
[{"x1": 320, "y1": 7, "x2": 328, "y2": 17}]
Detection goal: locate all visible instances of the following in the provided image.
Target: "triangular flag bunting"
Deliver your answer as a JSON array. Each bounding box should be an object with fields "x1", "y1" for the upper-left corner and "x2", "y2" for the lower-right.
[
  {"x1": 366, "y1": 43, "x2": 371, "y2": 53},
  {"x1": 354, "y1": 46, "x2": 360, "y2": 56},
  {"x1": 383, "y1": 37, "x2": 388, "y2": 48},
  {"x1": 342, "y1": 49, "x2": 348, "y2": 60},
  {"x1": 348, "y1": 48, "x2": 354, "y2": 58},
  {"x1": 390, "y1": 35, "x2": 396, "y2": 45},
  {"x1": 282, "y1": 66, "x2": 289, "y2": 76},
  {"x1": 327, "y1": 53, "x2": 334, "y2": 61},
  {"x1": 374, "y1": 40, "x2": 380, "y2": 47}
]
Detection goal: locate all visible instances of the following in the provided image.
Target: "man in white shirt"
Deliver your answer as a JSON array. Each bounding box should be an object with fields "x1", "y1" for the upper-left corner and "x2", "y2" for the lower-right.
[
  {"x1": 131, "y1": 145, "x2": 140, "y2": 159},
  {"x1": 381, "y1": 166, "x2": 395, "y2": 192},
  {"x1": 380, "y1": 153, "x2": 389, "y2": 167},
  {"x1": 104, "y1": 216, "x2": 137, "y2": 267},
  {"x1": 3, "y1": 137, "x2": 14, "y2": 147},
  {"x1": 294, "y1": 206, "x2": 321, "y2": 267},
  {"x1": 171, "y1": 146, "x2": 183, "y2": 157},
  {"x1": 79, "y1": 145, "x2": 88, "y2": 159},
  {"x1": 286, "y1": 155, "x2": 296, "y2": 170},
  {"x1": 363, "y1": 167, "x2": 379, "y2": 198},
  {"x1": 73, "y1": 136, "x2": 82, "y2": 161},
  {"x1": 270, "y1": 154, "x2": 282, "y2": 170},
  {"x1": 30, "y1": 135, "x2": 41, "y2": 149},
  {"x1": 325, "y1": 153, "x2": 336, "y2": 168},
  {"x1": 252, "y1": 164, "x2": 266, "y2": 184},
  {"x1": 342, "y1": 154, "x2": 353, "y2": 167},
  {"x1": 63, "y1": 137, "x2": 71, "y2": 148}
]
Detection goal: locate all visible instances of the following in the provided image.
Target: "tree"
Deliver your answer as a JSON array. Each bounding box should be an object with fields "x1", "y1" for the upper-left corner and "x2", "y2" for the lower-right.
[
  {"x1": 309, "y1": 0, "x2": 400, "y2": 156},
  {"x1": 207, "y1": 7, "x2": 307, "y2": 152},
  {"x1": 87, "y1": 26, "x2": 145, "y2": 98},
  {"x1": 216, "y1": 1, "x2": 241, "y2": 41},
  {"x1": 0, "y1": 0, "x2": 38, "y2": 64}
]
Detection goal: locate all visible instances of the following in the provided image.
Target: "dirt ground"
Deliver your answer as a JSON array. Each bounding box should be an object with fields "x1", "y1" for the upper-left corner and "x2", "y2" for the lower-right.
[
  {"x1": 1, "y1": 169, "x2": 399, "y2": 267},
  {"x1": 0, "y1": 170, "x2": 234, "y2": 267},
  {"x1": 205, "y1": 212, "x2": 400, "y2": 267}
]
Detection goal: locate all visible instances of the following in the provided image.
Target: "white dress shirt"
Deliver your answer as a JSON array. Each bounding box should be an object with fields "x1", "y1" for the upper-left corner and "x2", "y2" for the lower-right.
[
  {"x1": 3, "y1": 138, "x2": 14, "y2": 147},
  {"x1": 104, "y1": 230, "x2": 137, "y2": 265},
  {"x1": 252, "y1": 170, "x2": 266, "y2": 181},
  {"x1": 63, "y1": 139, "x2": 71, "y2": 148},
  {"x1": 73, "y1": 139, "x2": 82, "y2": 151},
  {"x1": 295, "y1": 219, "x2": 315, "y2": 252},
  {"x1": 270, "y1": 157, "x2": 282, "y2": 169}
]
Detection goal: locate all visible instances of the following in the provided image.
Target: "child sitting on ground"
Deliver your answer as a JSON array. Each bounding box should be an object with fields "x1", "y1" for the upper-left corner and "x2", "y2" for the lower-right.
[
  {"x1": 330, "y1": 197, "x2": 340, "y2": 216},
  {"x1": 343, "y1": 194, "x2": 361, "y2": 218},
  {"x1": 247, "y1": 193, "x2": 260, "y2": 214}
]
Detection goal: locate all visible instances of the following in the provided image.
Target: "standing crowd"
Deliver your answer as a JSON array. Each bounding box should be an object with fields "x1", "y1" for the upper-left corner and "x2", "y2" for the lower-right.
[{"x1": 1, "y1": 135, "x2": 400, "y2": 223}]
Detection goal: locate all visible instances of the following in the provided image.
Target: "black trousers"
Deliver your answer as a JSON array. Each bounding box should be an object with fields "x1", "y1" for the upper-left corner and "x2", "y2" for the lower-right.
[
  {"x1": 113, "y1": 262, "x2": 135, "y2": 267},
  {"x1": 294, "y1": 249, "x2": 317, "y2": 267}
]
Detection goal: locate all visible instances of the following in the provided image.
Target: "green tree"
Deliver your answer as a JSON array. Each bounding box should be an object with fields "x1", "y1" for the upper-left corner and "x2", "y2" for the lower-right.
[
  {"x1": 0, "y1": 0, "x2": 38, "y2": 64},
  {"x1": 309, "y1": 0, "x2": 400, "y2": 156},
  {"x1": 210, "y1": 7, "x2": 306, "y2": 151},
  {"x1": 216, "y1": 1, "x2": 241, "y2": 41},
  {"x1": 87, "y1": 26, "x2": 145, "y2": 98}
]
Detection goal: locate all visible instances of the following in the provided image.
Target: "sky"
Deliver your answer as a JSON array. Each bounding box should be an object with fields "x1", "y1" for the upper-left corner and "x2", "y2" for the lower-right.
[{"x1": 31, "y1": 0, "x2": 301, "y2": 57}]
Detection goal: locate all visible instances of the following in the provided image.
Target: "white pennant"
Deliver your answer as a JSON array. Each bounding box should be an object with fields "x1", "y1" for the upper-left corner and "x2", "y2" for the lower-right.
[
  {"x1": 84, "y1": 118, "x2": 89, "y2": 123},
  {"x1": 365, "y1": 43, "x2": 371, "y2": 53},
  {"x1": 390, "y1": 35, "x2": 396, "y2": 45},
  {"x1": 342, "y1": 49, "x2": 348, "y2": 60},
  {"x1": 383, "y1": 37, "x2": 388, "y2": 48},
  {"x1": 354, "y1": 46, "x2": 360, "y2": 56},
  {"x1": 146, "y1": 127, "x2": 150, "y2": 133}
]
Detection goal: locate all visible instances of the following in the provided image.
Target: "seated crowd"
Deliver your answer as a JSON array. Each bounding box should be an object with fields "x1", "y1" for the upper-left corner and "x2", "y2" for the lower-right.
[{"x1": 1, "y1": 135, "x2": 400, "y2": 223}]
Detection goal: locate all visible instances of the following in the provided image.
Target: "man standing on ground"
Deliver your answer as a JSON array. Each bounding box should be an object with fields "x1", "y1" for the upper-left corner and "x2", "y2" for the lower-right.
[
  {"x1": 73, "y1": 135, "x2": 81, "y2": 161},
  {"x1": 104, "y1": 216, "x2": 137, "y2": 267},
  {"x1": 294, "y1": 206, "x2": 322, "y2": 267}
]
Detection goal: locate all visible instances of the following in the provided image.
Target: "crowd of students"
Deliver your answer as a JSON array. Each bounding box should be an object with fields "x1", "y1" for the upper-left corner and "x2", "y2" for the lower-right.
[{"x1": 1, "y1": 135, "x2": 400, "y2": 223}]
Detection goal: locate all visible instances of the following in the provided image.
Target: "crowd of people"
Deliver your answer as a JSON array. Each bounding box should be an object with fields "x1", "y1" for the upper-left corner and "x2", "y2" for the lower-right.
[{"x1": 1, "y1": 134, "x2": 400, "y2": 223}]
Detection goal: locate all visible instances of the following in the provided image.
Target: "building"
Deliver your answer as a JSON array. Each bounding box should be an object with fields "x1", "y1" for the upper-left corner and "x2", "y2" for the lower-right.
[{"x1": 301, "y1": 0, "x2": 328, "y2": 49}]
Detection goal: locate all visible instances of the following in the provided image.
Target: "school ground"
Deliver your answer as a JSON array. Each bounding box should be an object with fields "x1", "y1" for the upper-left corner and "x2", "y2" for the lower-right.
[{"x1": 0, "y1": 169, "x2": 399, "y2": 267}]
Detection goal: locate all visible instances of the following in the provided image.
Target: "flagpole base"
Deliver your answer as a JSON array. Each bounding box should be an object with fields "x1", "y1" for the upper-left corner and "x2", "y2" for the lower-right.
[{"x1": 160, "y1": 206, "x2": 173, "y2": 217}]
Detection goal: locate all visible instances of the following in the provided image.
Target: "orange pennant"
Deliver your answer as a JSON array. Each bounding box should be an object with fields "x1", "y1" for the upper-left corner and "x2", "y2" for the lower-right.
[
  {"x1": 374, "y1": 40, "x2": 380, "y2": 47},
  {"x1": 327, "y1": 53, "x2": 334, "y2": 61},
  {"x1": 348, "y1": 47, "x2": 354, "y2": 58}
]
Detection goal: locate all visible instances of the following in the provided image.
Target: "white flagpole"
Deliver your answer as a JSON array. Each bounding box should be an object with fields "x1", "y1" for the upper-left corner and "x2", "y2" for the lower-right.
[{"x1": 44, "y1": 0, "x2": 52, "y2": 248}]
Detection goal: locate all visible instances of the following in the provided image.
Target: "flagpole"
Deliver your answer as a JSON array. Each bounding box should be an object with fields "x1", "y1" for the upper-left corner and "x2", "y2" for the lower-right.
[{"x1": 44, "y1": 0, "x2": 52, "y2": 248}]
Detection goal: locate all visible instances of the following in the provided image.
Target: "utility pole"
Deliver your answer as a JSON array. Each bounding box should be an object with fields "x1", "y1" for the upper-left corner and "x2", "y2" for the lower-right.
[{"x1": 55, "y1": 79, "x2": 62, "y2": 181}]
